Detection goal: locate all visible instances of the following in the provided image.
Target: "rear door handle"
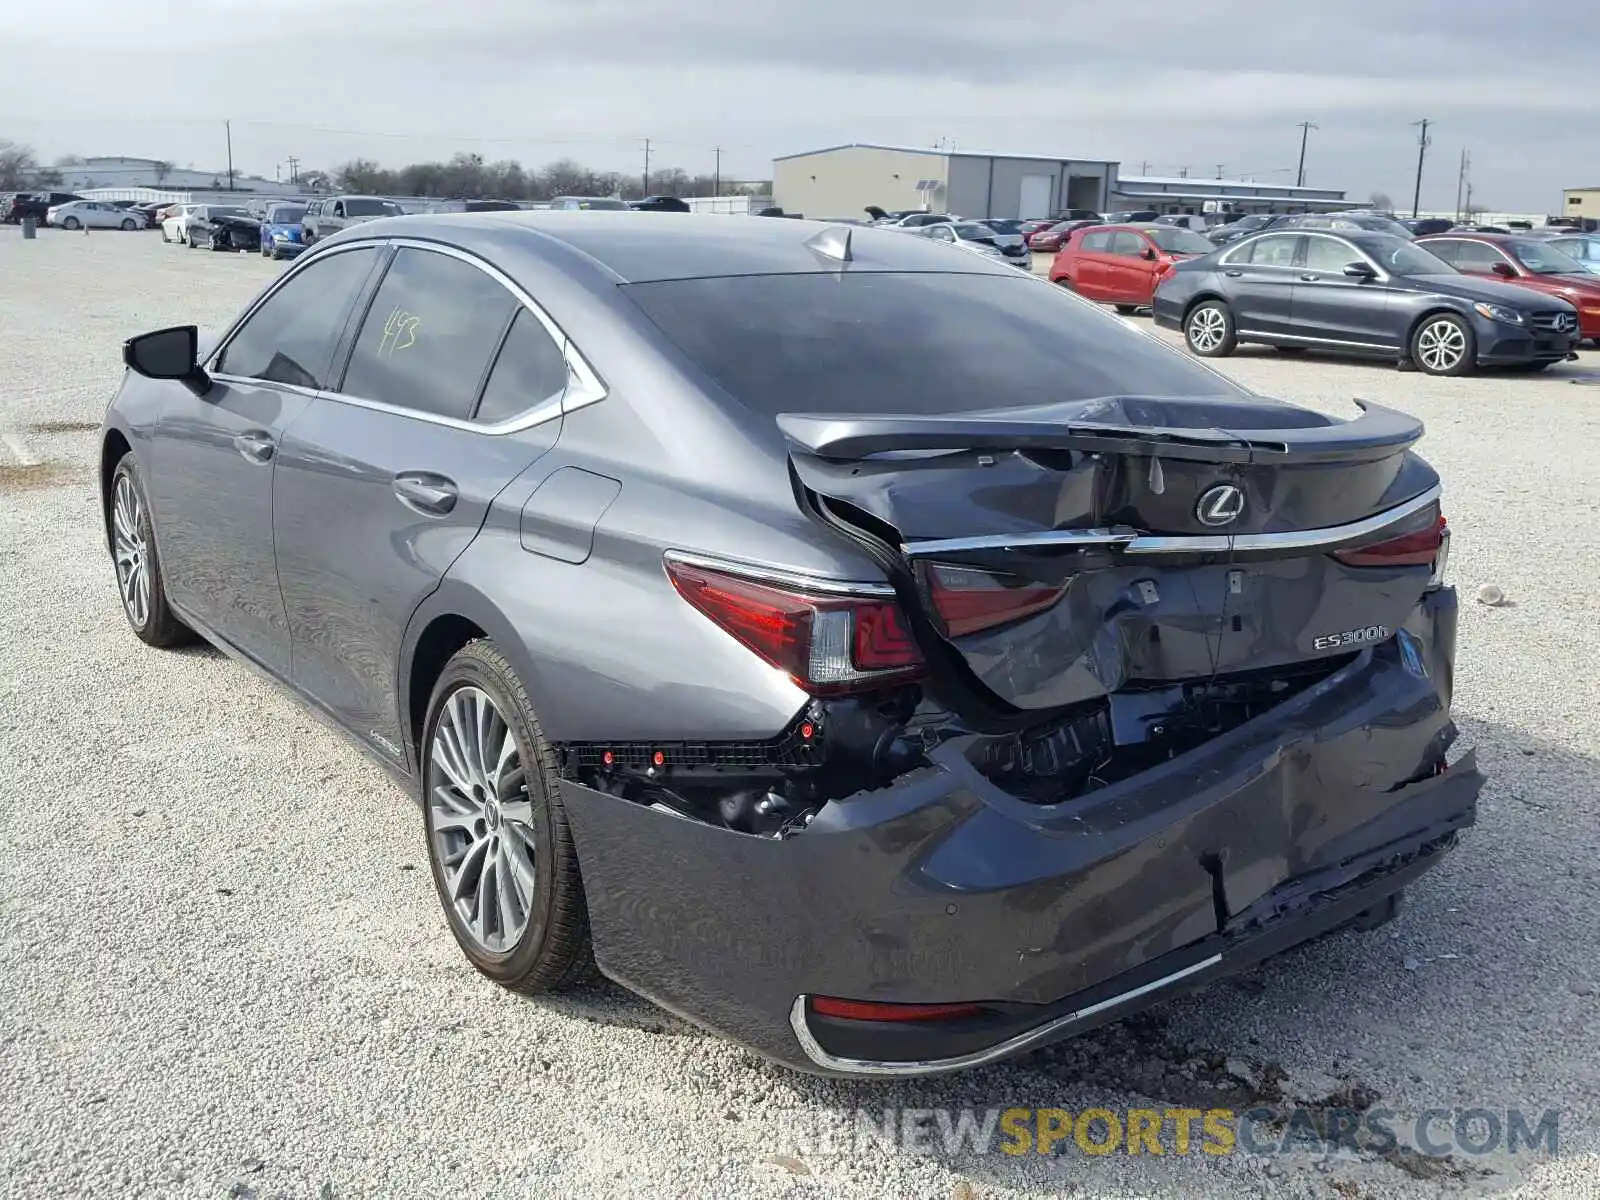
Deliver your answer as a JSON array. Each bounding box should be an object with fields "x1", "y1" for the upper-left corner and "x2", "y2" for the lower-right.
[
  {"x1": 1299, "y1": 273, "x2": 1321, "y2": 282},
  {"x1": 393, "y1": 472, "x2": 458, "y2": 516},
  {"x1": 1224, "y1": 269, "x2": 1244, "y2": 277},
  {"x1": 233, "y1": 430, "x2": 275, "y2": 463}
]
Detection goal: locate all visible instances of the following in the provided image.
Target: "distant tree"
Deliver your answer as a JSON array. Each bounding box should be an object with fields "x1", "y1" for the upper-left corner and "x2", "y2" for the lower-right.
[
  {"x1": 1368, "y1": 191, "x2": 1394, "y2": 212},
  {"x1": 0, "y1": 140, "x2": 38, "y2": 189},
  {"x1": 54, "y1": 154, "x2": 85, "y2": 167},
  {"x1": 35, "y1": 167, "x2": 63, "y2": 187},
  {"x1": 538, "y1": 158, "x2": 593, "y2": 198},
  {"x1": 335, "y1": 158, "x2": 388, "y2": 193},
  {"x1": 299, "y1": 170, "x2": 333, "y2": 193}
]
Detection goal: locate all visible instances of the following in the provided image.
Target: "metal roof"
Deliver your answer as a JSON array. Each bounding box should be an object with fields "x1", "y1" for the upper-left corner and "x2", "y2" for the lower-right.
[
  {"x1": 1117, "y1": 174, "x2": 1342, "y2": 195},
  {"x1": 774, "y1": 142, "x2": 1115, "y2": 166}
]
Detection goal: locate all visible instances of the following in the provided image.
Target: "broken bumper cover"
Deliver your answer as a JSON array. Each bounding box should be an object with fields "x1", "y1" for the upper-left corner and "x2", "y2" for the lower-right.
[{"x1": 560, "y1": 587, "x2": 1482, "y2": 1077}]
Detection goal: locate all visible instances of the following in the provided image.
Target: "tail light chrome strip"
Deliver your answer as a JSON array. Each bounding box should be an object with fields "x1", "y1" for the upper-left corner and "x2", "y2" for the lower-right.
[
  {"x1": 902, "y1": 483, "x2": 1442, "y2": 559},
  {"x1": 788, "y1": 953, "x2": 1223, "y2": 1078}
]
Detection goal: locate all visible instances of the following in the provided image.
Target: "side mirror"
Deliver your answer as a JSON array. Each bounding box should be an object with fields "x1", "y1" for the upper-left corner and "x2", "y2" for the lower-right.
[
  {"x1": 1141, "y1": 246, "x2": 1157, "y2": 260},
  {"x1": 123, "y1": 325, "x2": 211, "y2": 397},
  {"x1": 1343, "y1": 262, "x2": 1377, "y2": 279},
  {"x1": 1491, "y1": 261, "x2": 1517, "y2": 278}
]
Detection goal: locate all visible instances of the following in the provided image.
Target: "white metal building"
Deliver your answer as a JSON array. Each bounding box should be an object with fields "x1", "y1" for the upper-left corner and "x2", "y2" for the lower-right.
[
  {"x1": 772, "y1": 143, "x2": 1117, "y2": 221},
  {"x1": 40, "y1": 156, "x2": 299, "y2": 197},
  {"x1": 1111, "y1": 175, "x2": 1348, "y2": 216}
]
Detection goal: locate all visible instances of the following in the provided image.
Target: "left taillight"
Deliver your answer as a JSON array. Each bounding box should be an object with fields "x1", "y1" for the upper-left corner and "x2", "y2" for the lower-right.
[
  {"x1": 664, "y1": 558, "x2": 923, "y2": 695},
  {"x1": 1334, "y1": 514, "x2": 1448, "y2": 569}
]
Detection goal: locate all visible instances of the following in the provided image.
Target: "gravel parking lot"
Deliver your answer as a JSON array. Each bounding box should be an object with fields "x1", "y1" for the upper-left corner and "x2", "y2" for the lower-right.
[{"x1": 3, "y1": 227, "x2": 1598, "y2": 1200}]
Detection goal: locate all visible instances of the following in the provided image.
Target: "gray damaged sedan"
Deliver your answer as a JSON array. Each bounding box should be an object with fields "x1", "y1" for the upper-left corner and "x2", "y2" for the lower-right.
[{"x1": 101, "y1": 212, "x2": 1483, "y2": 1077}]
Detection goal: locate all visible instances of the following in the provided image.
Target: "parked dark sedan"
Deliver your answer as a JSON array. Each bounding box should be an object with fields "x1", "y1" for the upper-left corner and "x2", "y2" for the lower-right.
[
  {"x1": 1206, "y1": 213, "x2": 1284, "y2": 246},
  {"x1": 102, "y1": 213, "x2": 1480, "y2": 1076},
  {"x1": 1154, "y1": 230, "x2": 1580, "y2": 374},
  {"x1": 204, "y1": 211, "x2": 264, "y2": 251}
]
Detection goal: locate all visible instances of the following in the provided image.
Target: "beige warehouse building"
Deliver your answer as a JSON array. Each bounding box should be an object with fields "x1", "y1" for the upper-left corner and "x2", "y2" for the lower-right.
[
  {"x1": 773, "y1": 143, "x2": 1117, "y2": 222},
  {"x1": 1563, "y1": 187, "x2": 1600, "y2": 218}
]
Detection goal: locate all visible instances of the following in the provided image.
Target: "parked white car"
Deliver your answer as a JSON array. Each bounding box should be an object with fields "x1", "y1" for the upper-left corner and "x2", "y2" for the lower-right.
[
  {"x1": 46, "y1": 200, "x2": 143, "y2": 231},
  {"x1": 160, "y1": 205, "x2": 201, "y2": 244}
]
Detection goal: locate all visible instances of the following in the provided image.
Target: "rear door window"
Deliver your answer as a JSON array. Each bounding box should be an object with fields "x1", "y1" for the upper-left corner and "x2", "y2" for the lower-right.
[
  {"x1": 623, "y1": 271, "x2": 1244, "y2": 419},
  {"x1": 474, "y1": 309, "x2": 568, "y2": 425},
  {"x1": 216, "y1": 247, "x2": 381, "y2": 390},
  {"x1": 340, "y1": 247, "x2": 519, "y2": 420}
]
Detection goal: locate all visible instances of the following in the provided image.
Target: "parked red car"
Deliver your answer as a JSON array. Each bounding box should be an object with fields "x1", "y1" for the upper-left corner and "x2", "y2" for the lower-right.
[
  {"x1": 1417, "y1": 233, "x2": 1600, "y2": 341},
  {"x1": 1049, "y1": 223, "x2": 1216, "y2": 311},
  {"x1": 1026, "y1": 218, "x2": 1100, "y2": 253}
]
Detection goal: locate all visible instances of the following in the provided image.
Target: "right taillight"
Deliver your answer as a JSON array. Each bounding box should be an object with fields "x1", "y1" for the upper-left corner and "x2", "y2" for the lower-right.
[
  {"x1": 1334, "y1": 514, "x2": 1449, "y2": 576},
  {"x1": 664, "y1": 558, "x2": 924, "y2": 695},
  {"x1": 925, "y1": 564, "x2": 1069, "y2": 637}
]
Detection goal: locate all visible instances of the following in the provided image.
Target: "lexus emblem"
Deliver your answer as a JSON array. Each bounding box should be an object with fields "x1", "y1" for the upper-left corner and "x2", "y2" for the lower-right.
[{"x1": 1195, "y1": 484, "x2": 1245, "y2": 527}]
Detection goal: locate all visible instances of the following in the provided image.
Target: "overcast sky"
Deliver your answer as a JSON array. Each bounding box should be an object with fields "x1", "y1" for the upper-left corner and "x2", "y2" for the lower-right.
[{"x1": 3, "y1": 0, "x2": 1594, "y2": 211}]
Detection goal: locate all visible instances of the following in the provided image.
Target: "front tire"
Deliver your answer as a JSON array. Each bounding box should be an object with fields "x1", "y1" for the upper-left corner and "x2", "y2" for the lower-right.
[
  {"x1": 120, "y1": 218, "x2": 137, "y2": 231},
  {"x1": 109, "y1": 456, "x2": 193, "y2": 648},
  {"x1": 1411, "y1": 314, "x2": 1475, "y2": 376},
  {"x1": 1185, "y1": 300, "x2": 1237, "y2": 357},
  {"x1": 422, "y1": 641, "x2": 593, "y2": 993}
]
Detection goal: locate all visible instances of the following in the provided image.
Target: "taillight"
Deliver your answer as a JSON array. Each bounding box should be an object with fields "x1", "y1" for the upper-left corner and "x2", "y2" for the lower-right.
[
  {"x1": 664, "y1": 558, "x2": 923, "y2": 695},
  {"x1": 925, "y1": 564, "x2": 1069, "y2": 637},
  {"x1": 810, "y1": 997, "x2": 984, "y2": 1022},
  {"x1": 1334, "y1": 514, "x2": 1447, "y2": 567}
]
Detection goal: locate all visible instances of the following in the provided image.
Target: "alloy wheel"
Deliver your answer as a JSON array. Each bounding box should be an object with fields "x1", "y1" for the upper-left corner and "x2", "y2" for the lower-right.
[
  {"x1": 111, "y1": 474, "x2": 150, "y2": 629},
  {"x1": 1188, "y1": 306, "x2": 1227, "y2": 352},
  {"x1": 1416, "y1": 320, "x2": 1467, "y2": 373},
  {"x1": 427, "y1": 685, "x2": 538, "y2": 955}
]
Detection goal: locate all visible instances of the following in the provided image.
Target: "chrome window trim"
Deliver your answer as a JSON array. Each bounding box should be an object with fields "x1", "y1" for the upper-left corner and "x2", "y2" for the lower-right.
[
  {"x1": 662, "y1": 549, "x2": 895, "y2": 598},
  {"x1": 203, "y1": 237, "x2": 608, "y2": 435},
  {"x1": 903, "y1": 483, "x2": 1442, "y2": 559},
  {"x1": 788, "y1": 954, "x2": 1223, "y2": 1078}
]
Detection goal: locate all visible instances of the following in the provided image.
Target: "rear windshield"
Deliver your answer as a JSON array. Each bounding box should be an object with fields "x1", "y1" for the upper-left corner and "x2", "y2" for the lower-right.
[
  {"x1": 624, "y1": 272, "x2": 1243, "y2": 416},
  {"x1": 344, "y1": 198, "x2": 397, "y2": 216}
]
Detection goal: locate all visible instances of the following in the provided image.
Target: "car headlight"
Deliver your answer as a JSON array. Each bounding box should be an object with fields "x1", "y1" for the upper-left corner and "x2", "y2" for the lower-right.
[{"x1": 1473, "y1": 302, "x2": 1525, "y2": 325}]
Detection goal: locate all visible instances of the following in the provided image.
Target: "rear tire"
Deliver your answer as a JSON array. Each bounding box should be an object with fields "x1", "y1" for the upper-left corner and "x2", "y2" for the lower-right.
[
  {"x1": 1115, "y1": 304, "x2": 1141, "y2": 315},
  {"x1": 120, "y1": 218, "x2": 137, "y2": 231},
  {"x1": 1411, "y1": 314, "x2": 1475, "y2": 376},
  {"x1": 62, "y1": 217, "x2": 81, "y2": 230},
  {"x1": 422, "y1": 640, "x2": 594, "y2": 994},
  {"x1": 1185, "y1": 300, "x2": 1237, "y2": 357},
  {"x1": 109, "y1": 455, "x2": 194, "y2": 648}
]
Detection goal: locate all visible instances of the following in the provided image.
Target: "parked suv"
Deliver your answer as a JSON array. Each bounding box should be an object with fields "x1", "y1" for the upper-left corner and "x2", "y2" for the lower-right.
[
  {"x1": 3, "y1": 191, "x2": 84, "y2": 223},
  {"x1": 302, "y1": 195, "x2": 405, "y2": 243}
]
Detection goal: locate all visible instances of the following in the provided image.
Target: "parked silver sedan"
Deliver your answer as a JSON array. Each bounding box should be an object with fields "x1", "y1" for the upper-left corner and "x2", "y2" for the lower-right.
[{"x1": 46, "y1": 200, "x2": 144, "y2": 231}]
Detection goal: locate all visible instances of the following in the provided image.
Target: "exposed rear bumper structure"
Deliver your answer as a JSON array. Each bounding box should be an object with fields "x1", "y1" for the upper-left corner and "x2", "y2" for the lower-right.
[{"x1": 559, "y1": 587, "x2": 1482, "y2": 1076}]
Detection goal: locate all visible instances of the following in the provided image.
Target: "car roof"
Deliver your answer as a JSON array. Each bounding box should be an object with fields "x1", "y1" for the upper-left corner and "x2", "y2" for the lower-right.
[
  {"x1": 323, "y1": 211, "x2": 1023, "y2": 284},
  {"x1": 1418, "y1": 231, "x2": 1515, "y2": 242}
]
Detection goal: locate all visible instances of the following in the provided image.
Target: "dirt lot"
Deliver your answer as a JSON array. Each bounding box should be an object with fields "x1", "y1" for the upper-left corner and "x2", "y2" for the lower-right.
[{"x1": 2, "y1": 227, "x2": 1598, "y2": 1199}]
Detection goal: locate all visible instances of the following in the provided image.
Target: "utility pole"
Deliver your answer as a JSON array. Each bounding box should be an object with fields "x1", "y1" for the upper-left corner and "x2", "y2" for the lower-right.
[
  {"x1": 1411, "y1": 119, "x2": 1431, "y2": 219},
  {"x1": 1454, "y1": 148, "x2": 1469, "y2": 222},
  {"x1": 713, "y1": 146, "x2": 721, "y2": 197},
  {"x1": 1216, "y1": 164, "x2": 1225, "y2": 179},
  {"x1": 1294, "y1": 121, "x2": 1317, "y2": 187},
  {"x1": 642, "y1": 138, "x2": 651, "y2": 196},
  {"x1": 1139, "y1": 160, "x2": 1149, "y2": 174},
  {"x1": 287, "y1": 156, "x2": 299, "y2": 185},
  {"x1": 1178, "y1": 166, "x2": 1189, "y2": 178},
  {"x1": 225, "y1": 119, "x2": 235, "y2": 191}
]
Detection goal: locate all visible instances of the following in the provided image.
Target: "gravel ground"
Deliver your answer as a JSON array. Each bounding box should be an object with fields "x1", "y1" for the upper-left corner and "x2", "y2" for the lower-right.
[{"x1": 2, "y1": 227, "x2": 1598, "y2": 1200}]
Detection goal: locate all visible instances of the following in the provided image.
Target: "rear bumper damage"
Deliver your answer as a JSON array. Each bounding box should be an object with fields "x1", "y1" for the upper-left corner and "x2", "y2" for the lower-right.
[{"x1": 559, "y1": 587, "x2": 1482, "y2": 1076}]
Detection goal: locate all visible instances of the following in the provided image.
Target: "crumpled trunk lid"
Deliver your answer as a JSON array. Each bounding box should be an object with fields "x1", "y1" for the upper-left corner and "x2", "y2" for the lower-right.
[{"x1": 784, "y1": 395, "x2": 1443, "y2": 716}]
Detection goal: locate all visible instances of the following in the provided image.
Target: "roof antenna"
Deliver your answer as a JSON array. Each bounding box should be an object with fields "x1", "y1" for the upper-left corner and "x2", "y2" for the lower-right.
[{"x1": 804, "y1": 225, "x2": 853, "y2": 263}]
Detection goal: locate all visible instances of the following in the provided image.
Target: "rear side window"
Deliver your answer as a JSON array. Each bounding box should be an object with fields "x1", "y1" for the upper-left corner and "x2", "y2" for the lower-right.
[
  {"x1": 1432, "y1": 240, "x2": 1502, "y2": 270},
  {"x1": 624, "y1": 272, "x2": 1244, "y2": 418},
  {"x1": 475, "y1": 309, "x2": 568, "y2": 425},
  {"x1": 217, "y1": 247, "x2": 380, "y2": 389},
  {"x1": 341, "y1": 248, "x2": 519, "y2": 419},
  {"x1": 1109, "y1": 231, "x2": 1146, "y2": 256}
]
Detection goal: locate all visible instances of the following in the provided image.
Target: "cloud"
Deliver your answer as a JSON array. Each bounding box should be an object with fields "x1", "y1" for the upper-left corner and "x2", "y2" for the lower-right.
[{"x1": 1, "y1": 0, "x2": 1590, "y2": 210}]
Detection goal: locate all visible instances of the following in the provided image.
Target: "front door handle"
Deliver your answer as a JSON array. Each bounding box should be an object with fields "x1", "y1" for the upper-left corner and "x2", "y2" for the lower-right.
[
  {"x1": 1224, "y1": 269, "x2": 1244, "y2": 277},
  {"x1": 393, "y1": 472, "x2": 458, "y2": 516},
  {"x1": 1299, "y1": 273, "x2": 1321, "y2": 282},
  {"x1": 233, "y1": 430, "x2": 275, "y2": 463}
]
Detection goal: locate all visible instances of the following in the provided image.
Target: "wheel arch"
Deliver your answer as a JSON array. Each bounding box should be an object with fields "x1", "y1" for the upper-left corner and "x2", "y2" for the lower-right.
[
  {"x1": 99, "y1": 428, "x2": 133, "y2": 553},
  {"x1": 1405, "y1": 303, "x2": 1473, "y2": 349},
  {"x1": 1181, "y1": 291, "x2": 1231, "y2": 323},
  {"x1": 398, "y1": 583, "x2": 551, "y2": 778}
]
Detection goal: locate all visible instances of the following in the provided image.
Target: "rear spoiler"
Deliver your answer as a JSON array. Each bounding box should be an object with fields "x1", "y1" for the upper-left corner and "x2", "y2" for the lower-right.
[{"x1": 777, "y1": 400, "x2": 1423, "y2": 466}]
